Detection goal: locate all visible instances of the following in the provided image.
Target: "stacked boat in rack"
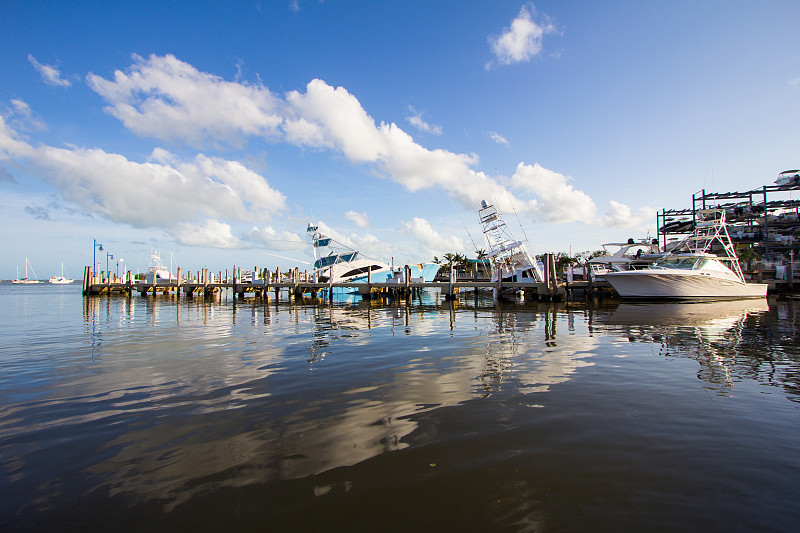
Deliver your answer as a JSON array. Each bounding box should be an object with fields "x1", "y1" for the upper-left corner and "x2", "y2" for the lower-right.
[{"x1": 604, "y1": 208, "x2": 768, "y2": 299}]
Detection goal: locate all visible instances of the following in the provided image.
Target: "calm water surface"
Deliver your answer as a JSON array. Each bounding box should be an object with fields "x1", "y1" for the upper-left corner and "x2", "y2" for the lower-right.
[{"x1": 1, "y1": 283, "x2": 799, "y2": 532}]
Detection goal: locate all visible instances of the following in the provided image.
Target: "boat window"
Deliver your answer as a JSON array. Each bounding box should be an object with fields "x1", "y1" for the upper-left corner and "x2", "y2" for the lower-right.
[
  {"x1": 653, "y1": 257, "x2": 697, "y2": 270},
  {"x1": 341, "y1": 268, "x2": 368, "y2": 278},
  {"x1": 694, "y1": 258, "x2": 710, "y2": 269}
]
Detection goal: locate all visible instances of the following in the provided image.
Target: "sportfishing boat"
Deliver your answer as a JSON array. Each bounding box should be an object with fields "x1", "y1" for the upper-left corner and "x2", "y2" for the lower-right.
[
  {"x1": 478, "y1": 200, "x2": 544, "y2": 284},
  {"x1": 307, "y1": 224, "x2": 392, "y2": 283},
  {"x1": 583, "y1": 238, "x2": 664, "y2": 281},
  {"x1": 145, "y1": 251, "x2": 179, "y2": 284},
  {"x1": 604, "y1": 209, "x2": 768, "y2": 299},
  {"x1": 49, "y1": 262, "x2": 74, "y2": 284},
  {"x1": 12, "y1": 257, "x2": 41, "y2": 284}
]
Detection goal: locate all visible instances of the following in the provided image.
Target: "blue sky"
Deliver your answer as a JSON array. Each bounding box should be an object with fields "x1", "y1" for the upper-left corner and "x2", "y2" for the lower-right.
[{"x1": 2, "y1": 0, "x2": 799, "y2": 279}]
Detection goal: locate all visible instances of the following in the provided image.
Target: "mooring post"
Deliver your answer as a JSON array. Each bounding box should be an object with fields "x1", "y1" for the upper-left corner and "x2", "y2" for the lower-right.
[
  {"x1": 448, "y1": 265, "x2": 454, "y2": 299},
  {"x1": 542, "y1": 254, "x2": 551, "y2": 301},
  {"x1": 82, "y1": 266, "x2": 91, "y2": 296},
  {"x1": 232, "y1": 265, "x2": 237, "y2": 297}
]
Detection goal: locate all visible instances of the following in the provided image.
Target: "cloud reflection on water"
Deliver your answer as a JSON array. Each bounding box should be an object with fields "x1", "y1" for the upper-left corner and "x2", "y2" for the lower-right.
[{"x1": 71, "y1": 296, "x2": 600, "y2": 512}]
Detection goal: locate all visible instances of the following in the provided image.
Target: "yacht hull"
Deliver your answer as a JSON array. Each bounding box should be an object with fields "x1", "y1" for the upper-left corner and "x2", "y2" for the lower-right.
[
  {"x1": 605, "y1": 270, "x2": 768, "y2": 299},
  {"x1": 318, "y1": 258, "x2": 391, "y2": 284}
]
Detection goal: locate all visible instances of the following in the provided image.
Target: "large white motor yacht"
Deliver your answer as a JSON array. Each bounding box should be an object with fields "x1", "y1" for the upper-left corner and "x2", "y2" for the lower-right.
[{"x1": 604, "y1": 209, "x2": 767, "y2": 299}]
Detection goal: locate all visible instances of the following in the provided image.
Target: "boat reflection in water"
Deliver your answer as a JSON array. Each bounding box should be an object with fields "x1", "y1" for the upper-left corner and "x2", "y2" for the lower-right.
[
  {"x1": 7, "y1": 290, "x2": 800, "y2": 531},
  {"x1": 74, "y1": 294, "x2": 600, "y2": 514},
  {"x1": 593, "y1": 299, "x2": 771, "y2": 393}
]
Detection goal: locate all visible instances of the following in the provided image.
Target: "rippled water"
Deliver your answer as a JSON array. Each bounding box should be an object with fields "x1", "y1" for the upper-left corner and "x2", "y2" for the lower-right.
[{"x1": 1, "y1": 283, "x2": 799, "y2": 531}]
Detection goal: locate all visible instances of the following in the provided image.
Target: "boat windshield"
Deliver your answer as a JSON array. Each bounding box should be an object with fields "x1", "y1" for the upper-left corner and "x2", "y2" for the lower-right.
[{"x1": 652, "y1": 257, "x2": 698, "y2": 270}]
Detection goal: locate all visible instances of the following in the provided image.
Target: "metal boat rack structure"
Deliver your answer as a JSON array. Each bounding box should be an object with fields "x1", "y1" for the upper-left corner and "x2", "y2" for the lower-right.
[{"x1": 657, "y1": 182, "x2": 800, "y2": 263}]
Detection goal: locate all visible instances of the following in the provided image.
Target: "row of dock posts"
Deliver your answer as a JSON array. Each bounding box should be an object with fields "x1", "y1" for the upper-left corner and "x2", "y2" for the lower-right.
[
  {"x1": 540, "y1": 253, "x2": 561, "y2": 301},
  {"x1": 82, "y1": 259, "x2": 567, "y2": 301}
]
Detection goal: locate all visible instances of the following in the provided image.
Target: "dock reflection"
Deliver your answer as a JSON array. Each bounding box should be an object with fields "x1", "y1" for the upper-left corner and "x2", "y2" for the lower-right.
[{"x1": 72, "y1": 294, "x2": 601, "y2": 511}]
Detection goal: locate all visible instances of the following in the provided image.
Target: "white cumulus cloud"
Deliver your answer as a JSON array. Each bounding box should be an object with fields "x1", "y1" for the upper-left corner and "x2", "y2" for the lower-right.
[
  {"x1": 85, "y1": 56, "x2": 518, "y2": 211},
  {"x1": 488, "y1": 131, "x2": 509, "y2": 145},
  {"x1": 86, "y1": 54, "x2": 283, "y2": 147},
  {"x1": 26, "y1": 54, "x2": 622, "y2": 250},
  {"x1": 0, "y1": 115, "x2": 287, "y2": 247},
  {"x1": 245, "y1": 225, "x2": 305, "y2": 250},
  {"x1": 402, "y1": 217, "x2": 465, "y2": 255},
  {"x1": 487, "y1": 4, "x2": 556, "y2": 67},
  {"x1": 344, "y1": 210, "x2": 370, "y2": 228},
  {"x1": 511, "y1": 162, "x2": 596, "y2": 223},
  {"x1": 175, "y1": 219, "x2": 241, "y2": 248},
  {"x1": 406, "y1": 106, "x2": 442, "y2": 135},
  {"x1": 28, "y1": 55, "x2": 71, "y2": 87},
  {"x1": 602, "y1": 201, "x2": 658, "y2": 228}
]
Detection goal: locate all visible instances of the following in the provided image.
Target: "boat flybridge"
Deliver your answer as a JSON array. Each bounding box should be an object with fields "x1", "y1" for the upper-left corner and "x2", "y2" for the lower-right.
[
  {"x1": 145, "y1": 251, "x2": 179, "y2": 284},
  {"x1": 582, "y1": 238, "x2": 663, "y2": 281},
  {"x1": 478, "y1": 200, "x2": 544, "y2": 284},
  {"x1": 604, "y1": 208, "x2": 768, "y2": 299},
  {"x1": 306, "y1": 224, "x2": 392, "y2": 283}
]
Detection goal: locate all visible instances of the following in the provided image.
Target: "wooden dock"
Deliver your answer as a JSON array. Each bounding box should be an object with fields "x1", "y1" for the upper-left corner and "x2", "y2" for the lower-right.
[{"x1": 81, "y1": 265, "x2": 572, "y2": 301}]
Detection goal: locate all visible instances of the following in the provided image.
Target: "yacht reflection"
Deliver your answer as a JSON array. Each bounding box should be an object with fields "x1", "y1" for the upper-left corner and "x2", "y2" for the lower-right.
[
  {"x1": 595, "y1": 299, "x2": 769, "y2": 342},
  {"x1": 594, "y1": 299, "x2": 771, "y2": 394}
]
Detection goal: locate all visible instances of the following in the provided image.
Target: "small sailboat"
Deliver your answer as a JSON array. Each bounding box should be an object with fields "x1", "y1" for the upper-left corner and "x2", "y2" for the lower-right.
[
  {"x1": 49, "y1": 262, "x2": 75, "y2": 284},
  {"x1": 12, "y1": 257, "x2": 41, "y2": 284}
]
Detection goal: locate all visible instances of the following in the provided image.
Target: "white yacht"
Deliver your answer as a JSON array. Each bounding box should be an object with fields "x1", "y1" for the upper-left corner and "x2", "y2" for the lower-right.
[
  {"x1": 307, "y1": 224, "x2": 392, "y2": 283},
  {"x1": 145, "y1": 251, "x2": 179, "y2": 284},
  {"x1": 604, "y1": 209, "x2": 768, "y2": 299},
  {"x1": 584, "y1": 238, "x2": 663, "y2": 281},
  {"x1": 478, "y1": 200, "x2": 544, "y2": 284},
  {"x1": 49, "y1": 262, "x2": 74, "y2": 284}
]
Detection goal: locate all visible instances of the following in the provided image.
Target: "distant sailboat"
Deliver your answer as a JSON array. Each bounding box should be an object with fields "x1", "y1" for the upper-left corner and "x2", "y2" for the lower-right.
[
  {"x1": 49, "y1": 262, "x2": 75, "y2": 284},
  {"x1": 13, "y1": 257, "x2": 41, "y2": 284}
]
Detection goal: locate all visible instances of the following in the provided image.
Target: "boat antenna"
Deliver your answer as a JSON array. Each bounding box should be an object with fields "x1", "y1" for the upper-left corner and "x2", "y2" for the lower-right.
[
  {"x1": 505, "y1": 190, "x2": 531, "y2": 246},
  {"x1": 446, "y1": 189, "x2": 479, "y2": 253},
  {"x1": 262, "y1": 251, "x2": 312, "y2": 265}
]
